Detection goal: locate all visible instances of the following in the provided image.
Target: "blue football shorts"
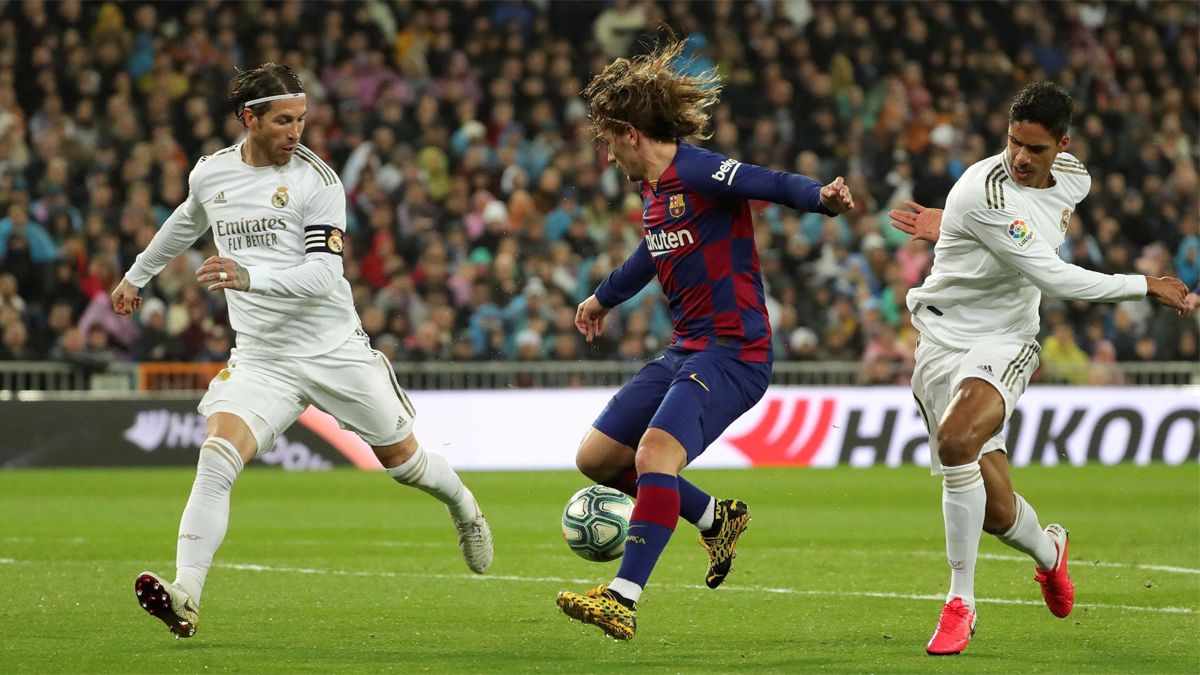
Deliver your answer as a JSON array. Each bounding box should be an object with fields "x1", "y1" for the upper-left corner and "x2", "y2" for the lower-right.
[{"x1": 592, "y1": 346, "x2": 771, "y2": 463}]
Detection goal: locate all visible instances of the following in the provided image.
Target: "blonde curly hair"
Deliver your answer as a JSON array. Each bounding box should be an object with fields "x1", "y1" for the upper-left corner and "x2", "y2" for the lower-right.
[{"x1": 582, "y1": 38, "x2": 722, "y2": 142}]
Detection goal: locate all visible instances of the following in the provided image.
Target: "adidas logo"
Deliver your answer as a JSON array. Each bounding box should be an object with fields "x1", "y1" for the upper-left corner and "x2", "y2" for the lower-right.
[
  {"x1": 213, "y1": 192, "x2": 226, "y2": 204},
  {"x1": 977, "y1": 365, "x2": 993, "y2": 375}
]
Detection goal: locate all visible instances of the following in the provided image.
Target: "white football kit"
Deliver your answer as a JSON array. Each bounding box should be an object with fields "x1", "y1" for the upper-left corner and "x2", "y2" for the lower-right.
[
  {"x1": 906, "y1": 151, "x2": 1146, "y2": 469},
  {"x1": 126, "y1": 143, "x2": 414, "y2": 451}
]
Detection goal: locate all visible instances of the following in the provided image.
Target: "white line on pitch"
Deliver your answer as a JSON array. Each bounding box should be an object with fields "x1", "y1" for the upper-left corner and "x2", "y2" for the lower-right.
[
  {"x1": 4, "y1": 534, "x2": 1196, "y2": 575},
  {"x1": 278, "y1": 539, "x2": 1200, "y2": 576},
  {"x1": 218, "y1": 562, "x2": 1195, "y2": 615},
  {"x1": 975, "y1": 552, "x2": 1200, "y2": 575},
  {"x1": 0, "y1": 558, "x2": 14, "y2": 564}
]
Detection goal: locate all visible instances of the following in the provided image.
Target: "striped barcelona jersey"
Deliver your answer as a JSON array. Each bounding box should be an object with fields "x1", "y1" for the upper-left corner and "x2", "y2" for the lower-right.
[{"x1": 596, "y1": 142, "x2": 833, "y2": 363}]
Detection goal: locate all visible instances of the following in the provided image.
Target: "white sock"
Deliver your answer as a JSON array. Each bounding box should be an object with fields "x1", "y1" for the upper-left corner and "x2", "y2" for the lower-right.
[
  {"x1": 942, "y1": 461, "x2": 985, "y2": 609},
  {"x1": 174, "y1": 438, "x2": 244, "y2": 606},
  {"x1": 386, "y1": 445, "x2": 479, "y2": 522},
  {"x1": 608, "y1": 577, "x2": 642, "y2": 604},
  {"x1": 996, "y1": 493, "x2": 1057, "y2": 569},
  {"x1": 695, "y1": 498, "x2": 716, "y2": 532}
]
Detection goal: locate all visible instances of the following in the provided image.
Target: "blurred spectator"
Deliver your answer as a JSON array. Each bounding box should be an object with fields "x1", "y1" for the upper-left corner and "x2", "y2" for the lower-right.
[
  {"x1": 1041, "y1": 320, "x2": 1091, "y2": 384},
  {"x1": 130, "y1": 297, "x2": 180, "y2": 361},
  {"x1": 858, "y1": 323, "x2": 914, "y2": 385},
  {"x1": 0, "y1": 0, "x2": 1193, "y2": 372},
  {"x1": 1087, "y1": 341, "x2": 1126, "y2": 386}
]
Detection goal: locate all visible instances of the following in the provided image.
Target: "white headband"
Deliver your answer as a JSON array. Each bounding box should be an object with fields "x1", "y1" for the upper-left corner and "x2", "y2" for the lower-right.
[{"x1": 243, "y1": 92, "x2": 306, "y2": 108}]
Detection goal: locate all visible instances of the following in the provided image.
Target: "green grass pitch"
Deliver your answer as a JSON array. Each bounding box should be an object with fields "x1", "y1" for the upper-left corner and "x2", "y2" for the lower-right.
[{"x1": 0, "y1": 464, "x2": 1196, "y2": 673}]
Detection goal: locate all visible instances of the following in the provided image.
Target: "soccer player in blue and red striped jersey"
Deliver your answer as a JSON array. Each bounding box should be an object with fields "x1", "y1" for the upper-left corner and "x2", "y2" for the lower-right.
[{"x1": 556, "y1": 40, "x2": 855, "y2": 641}]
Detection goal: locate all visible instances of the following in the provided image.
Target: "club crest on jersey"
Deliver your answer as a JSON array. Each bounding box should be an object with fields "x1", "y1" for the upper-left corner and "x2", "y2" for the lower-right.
[
  {"x1": 668, "y1": 193, "x2": 687, "y2": 219},
  {"x1": 328, "y1": 229, "x2": 344, "y2": 253},
  {"x1": 272, "y1": 186, "x2": 289, "y2": 208},
  {"x1": 1008, "y1": 219, "x2": 1034, "y2": 249},
  {"x1": 1059, "y1": 208, "x2": 1071, "y2": 232}
]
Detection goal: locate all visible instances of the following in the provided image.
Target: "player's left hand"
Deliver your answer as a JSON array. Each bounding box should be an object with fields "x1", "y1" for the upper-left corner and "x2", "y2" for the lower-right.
[
  {"x1": 575, "y1": 294, "x2": 610, "y2": 343},
  {"x1": 819, "y1": 176, "x2": 855, "y2": 214},
  {"x1": 197, "y1": 256, "x2": 251, "y2": 292},
  {"x1": 889, "y1": 200, "x2": 943, "y2": 243}
]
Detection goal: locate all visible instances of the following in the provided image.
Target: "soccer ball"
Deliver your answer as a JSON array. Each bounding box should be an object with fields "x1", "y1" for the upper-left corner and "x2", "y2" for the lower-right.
[{"x1": 561, "y1": 486, "x2": 634, "y2": 562}]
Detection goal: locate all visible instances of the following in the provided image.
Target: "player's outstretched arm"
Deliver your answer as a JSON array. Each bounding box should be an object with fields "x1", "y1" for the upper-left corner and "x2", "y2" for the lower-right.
[
  {"x1": 889, "y1": 200, "x2": 942, "y2": 242},
  {"x1": 675, "y1": 147, "x2": 851, "y2": 215},
  {"x1": 969, "y1": 209, "x2": 1151, "y2": 305}
]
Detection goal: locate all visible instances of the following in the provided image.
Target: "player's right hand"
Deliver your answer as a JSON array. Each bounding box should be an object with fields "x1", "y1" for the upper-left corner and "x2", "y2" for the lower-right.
[
  {"x1": 1146, "y1": 276, "x2": 1190, "y2": 316},
  {"x1": 111, "y1": 278, "x2": 143, "y2": 316},
  {"x1": 888, "y1": 200, "x2": 943, "y2": 243},
  {"x1": 575, "y1": 294, "x2": 610, "y2": 343}
]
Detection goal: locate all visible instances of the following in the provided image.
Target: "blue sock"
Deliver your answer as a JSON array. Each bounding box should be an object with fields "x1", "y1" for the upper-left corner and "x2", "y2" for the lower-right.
[
  {"x1": 676, "y1": 476, "x2": 712, "y2": 526},
  {"x1": 613, "y1": 472, "x2": 679, "y2": 593}
]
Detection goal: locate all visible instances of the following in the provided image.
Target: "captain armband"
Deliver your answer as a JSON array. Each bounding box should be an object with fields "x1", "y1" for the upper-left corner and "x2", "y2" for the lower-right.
[{"x1": 304, "y1": 225, "x2": 345, "y2": 256}]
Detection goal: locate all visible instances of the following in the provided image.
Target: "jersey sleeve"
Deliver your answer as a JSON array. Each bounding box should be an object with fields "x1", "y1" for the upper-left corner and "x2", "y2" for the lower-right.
[
  {"x1": 675, "y1": 145, "x2": 833, "y2": 215},
  {"x1": 964, "y1": 208, "x2": 1147, "y2": 302},
  {"x1": 124, "y1": 165, "x2": 211, "y2": 288},
  {"x1": 595, "y1": 239, "x2": 655, "y2": 308},
  {"x1": 244, "y1": 183, "x2": 347, "y2": 298}
]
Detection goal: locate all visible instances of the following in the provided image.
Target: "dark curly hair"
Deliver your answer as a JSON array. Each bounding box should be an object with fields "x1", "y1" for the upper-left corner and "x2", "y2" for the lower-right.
[
  {"x1": 582, "y1": 38, "x2": 721, "y2": 142},
  {"x1": 227, "y1": 63, "x2": 305, "y2": 126},
  {"x1": 1009, "y1": 81, "x2": 1074, "y2": 139}
]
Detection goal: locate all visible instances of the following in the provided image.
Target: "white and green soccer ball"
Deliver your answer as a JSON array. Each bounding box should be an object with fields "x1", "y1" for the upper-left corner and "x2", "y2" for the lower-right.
[{"x1": 561, "y1": 485, "x2": 635, "y2": 562}]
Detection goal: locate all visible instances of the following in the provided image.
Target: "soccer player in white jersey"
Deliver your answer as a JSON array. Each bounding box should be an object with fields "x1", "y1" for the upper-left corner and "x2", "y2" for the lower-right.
[
  {"x1": 889, "y1": 82, "x2": 1189, "y2": 656},
  {"x1": 110, "y1": 63, "x2": 493, "y2": 639}
]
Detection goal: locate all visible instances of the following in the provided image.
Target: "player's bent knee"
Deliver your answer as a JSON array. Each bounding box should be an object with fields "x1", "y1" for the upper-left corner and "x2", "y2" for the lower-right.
[
  {"x1": 205, "y1": 412, "x2": 258, "y2": 464},
  {"x1": 575, "y1": 451, "x2": 609, "y2": 482},
  {"x1": 576, "y1": 428, "x2": 634, "y2": 481},
  {"x1": 372, "y1": 433, "x2": 418, "y2": 469},
  {"x1": 936, "y1": 426, "x2": 979, "y2": 467},
  {"x1": 635, "y1": 429, "x2": 686, "y2": 475}
]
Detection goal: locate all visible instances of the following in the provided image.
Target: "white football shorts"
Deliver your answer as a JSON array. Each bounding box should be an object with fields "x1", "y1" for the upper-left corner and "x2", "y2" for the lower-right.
[
  {"x1": 198, "y1": 329, "x2": 416, "y2": 453},
  {"x1": 911, "y1": 334, "x2": 1040, "y2": 474}
]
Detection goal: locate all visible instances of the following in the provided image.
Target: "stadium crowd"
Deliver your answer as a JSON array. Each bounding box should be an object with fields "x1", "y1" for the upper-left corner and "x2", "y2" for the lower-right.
[{"x1": 0, "y1": 0, "x2": 1196, "y2": 385}]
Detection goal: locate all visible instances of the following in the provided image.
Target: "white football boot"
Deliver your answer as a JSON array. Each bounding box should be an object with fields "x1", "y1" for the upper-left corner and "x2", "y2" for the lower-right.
[
  {"x1": 454, "y1": 503, "x2": 493, "y2": 574},
  {"x1": 135, "y1": 571, "x2": 199, "y2": 638}
]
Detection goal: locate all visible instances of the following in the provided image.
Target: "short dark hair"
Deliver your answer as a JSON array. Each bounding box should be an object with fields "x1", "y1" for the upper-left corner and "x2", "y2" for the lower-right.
[
  {"x1": 227, "y1": 63, "x2": 305, "y2": 125},
  {"x1": 1009, "y1": 81, "x2": 1074, "y2": 139}
]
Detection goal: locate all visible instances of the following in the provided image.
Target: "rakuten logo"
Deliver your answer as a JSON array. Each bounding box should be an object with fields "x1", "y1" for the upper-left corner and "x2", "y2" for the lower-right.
[
  {"x1": 645, "y1": 228, "x2": 695, "y2": 257},
  {"x1": 710, "y1": 158, "x2": 740, "y2": 185}
]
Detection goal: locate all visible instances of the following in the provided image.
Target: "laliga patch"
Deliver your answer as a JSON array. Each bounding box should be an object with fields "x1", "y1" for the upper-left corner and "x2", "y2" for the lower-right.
[
  {"x1": 668, "y1": 193, "x2": 687, "y2": 218},
  {"x1": 1008, "y1": 219, "x2": 1034, "y2": 249}
]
